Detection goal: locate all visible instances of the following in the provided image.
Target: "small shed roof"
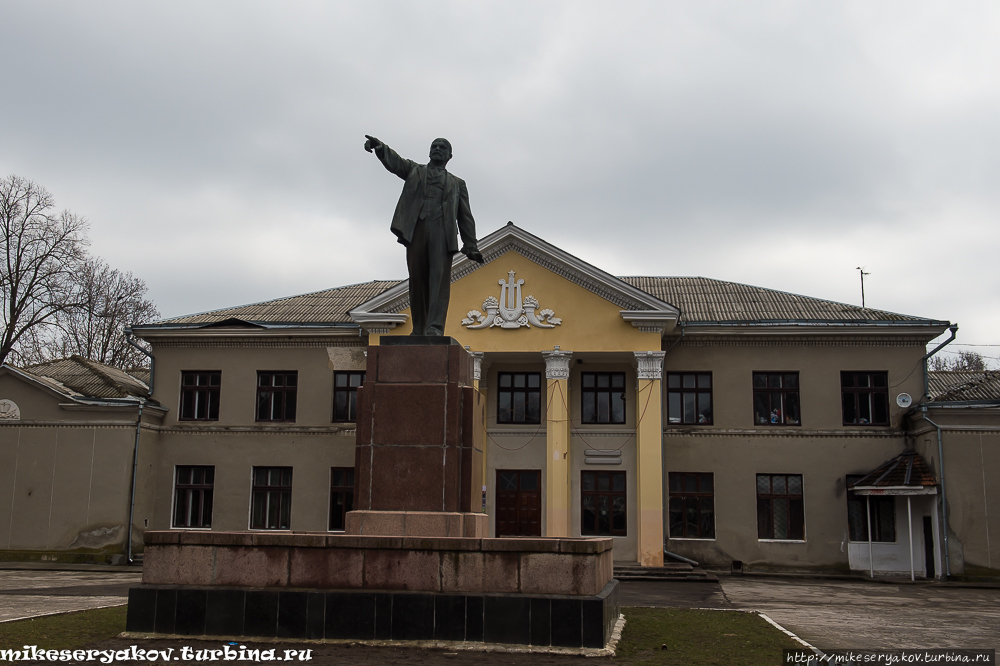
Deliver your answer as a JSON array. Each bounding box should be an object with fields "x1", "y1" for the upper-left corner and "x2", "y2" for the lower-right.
[{"x1": 849, "y1": 451, "x2": 938, "y2": 495}]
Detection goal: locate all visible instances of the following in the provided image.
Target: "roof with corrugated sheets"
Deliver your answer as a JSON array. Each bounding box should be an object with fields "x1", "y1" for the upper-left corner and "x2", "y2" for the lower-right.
[
  {"x1": 618, "y1": 276, "x2": 937, "y2": 324},
  {"x1": 929, "y1": 370, "x2": 1000, "y2": 402},
  {"x1": 156, "y1": 280, "x2": 402, "y2": 325},
  {"x1": 149, "y1": 276, "x2": 940, "y2": 328},
  {"x1": 24, "y1": 355, "x2": 149, "y2": 399}
]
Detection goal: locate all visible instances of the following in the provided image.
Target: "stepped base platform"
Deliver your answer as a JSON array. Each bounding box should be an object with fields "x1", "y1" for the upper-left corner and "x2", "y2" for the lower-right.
[
  {"x1": 613, "y1": 562, "x2": 719, "y2": 582},
  {"x1": 127, "y1": 531, "x2": 619, "y2": 649}
]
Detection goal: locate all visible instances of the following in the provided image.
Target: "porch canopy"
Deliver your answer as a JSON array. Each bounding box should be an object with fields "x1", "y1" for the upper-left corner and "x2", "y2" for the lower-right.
[{"x1": 849, "y1": 450, "x2": 938, "y2": 580}]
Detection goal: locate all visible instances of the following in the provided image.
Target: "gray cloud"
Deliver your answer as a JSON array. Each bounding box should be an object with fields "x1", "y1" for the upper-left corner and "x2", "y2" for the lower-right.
[{"x1": 1, "y1": 0, "x2": 998, "y2": 357}]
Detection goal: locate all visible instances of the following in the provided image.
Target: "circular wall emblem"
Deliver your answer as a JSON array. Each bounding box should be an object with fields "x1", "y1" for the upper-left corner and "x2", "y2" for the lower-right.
[
  {"x1": 895, "y1": 393, "x2": 912, "y2": 409},
  {"x1": 0, "y1": 399, "x2": 20, "y2": 420}
]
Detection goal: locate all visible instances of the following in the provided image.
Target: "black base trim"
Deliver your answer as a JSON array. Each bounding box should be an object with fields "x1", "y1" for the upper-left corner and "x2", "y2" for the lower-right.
[{"x1": 126, "y1": 580, "x2": 618, "y2": 649}]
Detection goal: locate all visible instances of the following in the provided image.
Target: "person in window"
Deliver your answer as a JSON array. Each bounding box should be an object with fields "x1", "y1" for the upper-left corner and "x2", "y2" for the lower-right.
[{"x1": 771, "y1": 408, "x2": 781, "y2": 424}]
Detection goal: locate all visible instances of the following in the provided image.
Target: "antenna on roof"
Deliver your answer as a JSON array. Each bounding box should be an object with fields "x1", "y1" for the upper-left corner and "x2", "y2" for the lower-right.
[{"x1": 856, "y1": 267, "x2": 871, "y2": 308}]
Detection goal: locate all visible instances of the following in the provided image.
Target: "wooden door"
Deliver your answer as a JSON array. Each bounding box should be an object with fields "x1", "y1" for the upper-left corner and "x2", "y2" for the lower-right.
[{"x1": 495, "y1": 470, "x2": 541, "y2": 536}]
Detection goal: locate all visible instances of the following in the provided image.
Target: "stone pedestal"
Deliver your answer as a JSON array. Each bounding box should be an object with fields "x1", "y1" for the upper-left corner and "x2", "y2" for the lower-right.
[
  {"x1": 125, "y1": 337, "x2": 619, "y2": 650},
  {"x1": 350, "y1": 337, "x2": 484, "y2": 535}
]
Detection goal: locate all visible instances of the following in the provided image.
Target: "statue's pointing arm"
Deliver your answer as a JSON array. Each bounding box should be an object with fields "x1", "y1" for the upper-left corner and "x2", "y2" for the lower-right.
[{"x1": 364, "y1": 135, "x2": 416, "y2": 180}]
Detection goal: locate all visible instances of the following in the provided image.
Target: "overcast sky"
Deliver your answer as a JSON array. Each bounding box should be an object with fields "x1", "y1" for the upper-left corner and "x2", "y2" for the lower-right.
[{"x1": 2, "y1": 2, "x2": 998, "y2": 364}]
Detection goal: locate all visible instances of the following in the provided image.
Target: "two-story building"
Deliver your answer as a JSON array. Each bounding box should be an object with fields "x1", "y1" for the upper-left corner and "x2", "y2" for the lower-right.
[{"x1": 2, "y1": 223, "x2": 996, "y2": 578}]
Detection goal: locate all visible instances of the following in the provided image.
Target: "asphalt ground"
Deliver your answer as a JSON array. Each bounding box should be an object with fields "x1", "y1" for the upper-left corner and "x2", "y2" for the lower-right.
[
  {"x1": 619, "y1": 577, "x2": 1000, "y2": 650},
  {"x1": 1, "y1": 568, "x2": 998, "y2": 652}
]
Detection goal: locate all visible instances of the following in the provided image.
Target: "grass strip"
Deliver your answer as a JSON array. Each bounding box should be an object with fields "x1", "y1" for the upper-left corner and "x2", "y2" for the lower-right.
[
  {"x1": 615, "y1": 607, "x2": 802, "y2": 665},
  {"x1": 0, "y1": 604, "x2": 801, "y2": 665},
  {"x1": 0, "y1": 605, "x2": 127, "y2": 652}
]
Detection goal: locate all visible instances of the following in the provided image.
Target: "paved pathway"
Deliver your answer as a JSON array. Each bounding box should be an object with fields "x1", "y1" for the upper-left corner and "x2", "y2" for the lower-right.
[
  {"x1": 2, "y1": 570, "x2": 998, "y2": 651},
  {"x1": 618, "y1": 577, "x2": 1000, "y2": 650},
  {"x1": 0, "y1": 569, "x2": 140, "y2": 623}
]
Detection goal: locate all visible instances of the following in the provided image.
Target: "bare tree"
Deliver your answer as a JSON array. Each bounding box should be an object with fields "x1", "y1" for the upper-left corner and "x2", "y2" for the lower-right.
[
  {"x1": 929, "y1": 349, "x2": 989, "y2": 372},
  {"x1": 0, "y1": 175, "x2": 88, "y2": 366},
  {"x1": 44, "y1": 258, "x2": 159, "y2": 368}
]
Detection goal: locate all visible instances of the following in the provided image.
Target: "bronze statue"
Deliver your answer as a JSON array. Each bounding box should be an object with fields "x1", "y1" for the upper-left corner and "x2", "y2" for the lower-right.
[{"x1": 364, "y1": 135, "x2": 485, "y2": 336}]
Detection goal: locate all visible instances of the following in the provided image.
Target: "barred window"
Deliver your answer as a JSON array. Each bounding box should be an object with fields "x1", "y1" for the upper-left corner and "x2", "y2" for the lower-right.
[
  {"x1": 581, "y1": 471, "x2": 627, "y2": 536},
  {"x1": 668, "y1": 472, "x2": 715, "y2": 538},
  {"x1": 847, "y1": 475, "x2": 895, "y2": 542},
  {"x1": 756, "y1": 473, "x2": 804, "y2": 540}
]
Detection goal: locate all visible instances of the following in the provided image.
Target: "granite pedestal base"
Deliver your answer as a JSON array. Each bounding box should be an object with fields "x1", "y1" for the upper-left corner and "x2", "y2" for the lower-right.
[{"x1": 127, "y1": 531, "x2": 618, "y2": 648}]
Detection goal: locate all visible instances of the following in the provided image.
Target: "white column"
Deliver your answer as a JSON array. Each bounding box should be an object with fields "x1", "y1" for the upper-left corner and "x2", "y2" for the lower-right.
[
  {"x1": 907, "y1": 496, "x2": 915, "y2": 582},
  {"x1": 541, "y1": 347, "x2": 573, "y2": 537},
  {"x1": 867, "y1": 495, "x2": 874, "y2": 579}
]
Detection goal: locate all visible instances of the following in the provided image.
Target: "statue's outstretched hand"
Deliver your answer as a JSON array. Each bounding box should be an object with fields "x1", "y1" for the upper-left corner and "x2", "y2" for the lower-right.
[
  {"x1": 364, "y1": 135, "x2": 383, "y2": 153},
  {"x1": 463, "y1": 247, "x2": 485, "y2": 264}
]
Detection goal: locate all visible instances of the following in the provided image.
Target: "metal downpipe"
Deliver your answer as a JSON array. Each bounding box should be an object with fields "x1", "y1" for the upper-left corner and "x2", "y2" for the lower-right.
[
  {"x1": 124, "y1": 328, "x2": 154, "y2": 397},
  {"x1": 126, "y1": 398, "x2": 145, "y2": 566},
  {"x1": 921, "y1": 324, "x2": 958, "y2": 401}
]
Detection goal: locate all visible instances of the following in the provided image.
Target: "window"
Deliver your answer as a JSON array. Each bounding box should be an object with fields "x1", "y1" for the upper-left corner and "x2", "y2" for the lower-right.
[
  {"x1": 841, "y1": 372, "x2": 889, "y2": 426},
  {"x1": 180, "y1": 371, "x2": 220, "y2": 421},
  {"x1": 582, "y1": 372, "x2": 626, "y2": 424},
  {"x1": 329, "y1": 467, "x2": 354, "y2": 531},
  {"x1": 333, "y1": 371, "x2": 365, "y2": 422},
  {"x1": 667, "y1": 373, "x2": 713, "y2": 425},
  {"x1": 846, "y1": 475, "x2": 895, "y2": 542},
  {"x1": 756, "y1": 474, "x2": 804, "y2": 540},
  {"x1": 256, "y1": 371, "x2": 297, "y2": 422},
  {"x1": 753, "y1": 373, "x2": 800, "y2": 425},
  {"x1": 581, "y1": 470, "x2": 627, "y2": 536},
  {"x1": 250, "y1": 467, "x2": 292, "y2": 530},
  {"x1": 668, "y1": 472, "x2": 715, "y2": 538},
  {"x1": 497, "y1": 372, "x2": 541, "y2": 424},
  {"x1": 173, "y1": 466, "x2": 214, "y2": 528}
]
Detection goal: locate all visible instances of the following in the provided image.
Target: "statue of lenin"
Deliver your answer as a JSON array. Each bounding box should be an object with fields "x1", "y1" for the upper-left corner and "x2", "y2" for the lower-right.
[{"x1": 364, "y1": 135, "x2": 485, "y2": 336}]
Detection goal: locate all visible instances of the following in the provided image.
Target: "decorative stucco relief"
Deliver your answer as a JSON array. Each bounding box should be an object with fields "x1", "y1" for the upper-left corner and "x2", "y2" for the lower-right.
[
  {"x1": 462, "y1": 271, "x2": 562, "y2": 330},
  {"x1": 0, "y1": 399, "x2": 21, "y2": 420}
]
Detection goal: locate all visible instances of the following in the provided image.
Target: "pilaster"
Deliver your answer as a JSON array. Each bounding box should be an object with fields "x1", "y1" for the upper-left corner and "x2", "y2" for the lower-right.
[
  {"x1": 542, "y1": 347, "x2": 573, "y2": 537},
  {"x1": 633, "y1": 350, "x2": 665, "y2": 566},
  {"x1": 470, "y1": 351, "x2": 487, "y2": 513}
]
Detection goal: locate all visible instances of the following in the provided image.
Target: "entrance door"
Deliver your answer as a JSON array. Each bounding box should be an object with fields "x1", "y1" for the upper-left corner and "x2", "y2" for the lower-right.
[{"x1": 496, "y1": 470, "x2": 541, "y2": 536}]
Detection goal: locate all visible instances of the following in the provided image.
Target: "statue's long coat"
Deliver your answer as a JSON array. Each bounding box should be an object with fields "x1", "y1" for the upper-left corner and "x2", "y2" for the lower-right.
[{"x1": 375, "y1": 145, "x2": 478, "y2": 253}]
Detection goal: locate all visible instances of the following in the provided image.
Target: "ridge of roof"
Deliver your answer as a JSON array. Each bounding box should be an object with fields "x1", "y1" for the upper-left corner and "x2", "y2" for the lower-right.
[
  {"x1": 618, "y1": 276, "x2": 944, "y2": 324},
  {"x1": 354, "y1": 223, "x2": 679, "y2": 318},
  {"x1": 148, "y1": 279, "x2": 403, "y2": 326}
]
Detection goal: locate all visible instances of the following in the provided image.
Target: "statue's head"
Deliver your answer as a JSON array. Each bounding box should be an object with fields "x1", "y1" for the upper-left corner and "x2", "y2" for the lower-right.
[{"x1": 428, "y1": 138, "x2": 452, "y2": 166}]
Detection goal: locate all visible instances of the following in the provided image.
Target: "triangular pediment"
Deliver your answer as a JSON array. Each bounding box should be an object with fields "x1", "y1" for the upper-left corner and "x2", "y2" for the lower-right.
[{"x1": 350, "y1": 223, "x2": 679, "y2": 334}]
